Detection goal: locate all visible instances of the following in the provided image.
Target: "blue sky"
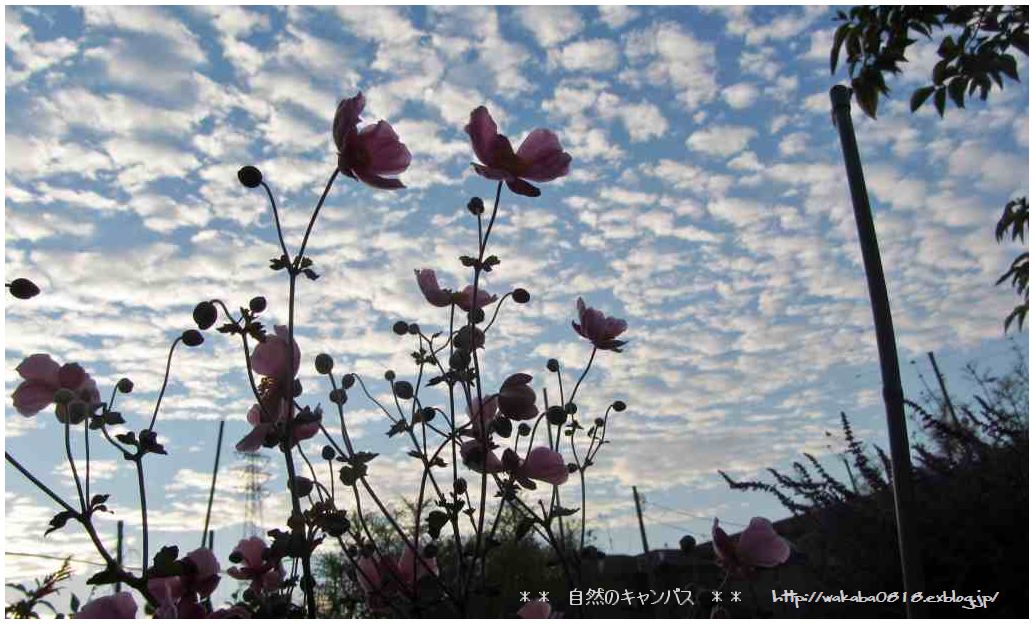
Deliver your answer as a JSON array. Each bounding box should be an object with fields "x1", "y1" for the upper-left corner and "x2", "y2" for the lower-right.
[{"x1": 4, "y1": 4, "x2": 1028, "y2": 606}]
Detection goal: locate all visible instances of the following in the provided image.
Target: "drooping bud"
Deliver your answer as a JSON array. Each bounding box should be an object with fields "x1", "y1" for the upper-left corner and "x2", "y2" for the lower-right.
[
  {"x1": 546, "y1": 358, "x2": 559, "y2": 372},
  {"x1": 117, "y1": 378, "x2": 135, "y2": 394},
  {"x1": 454, "y1": 478, "x2": 467, "y2": 495},
  {"x1": 468, "y1": 308, "x2": 485, "y2": 324},
  {"x1": 393, "y1": 381, "x2": 414, "y2": 400},
  {"x1": 546, "y1": 405, "x2": 567, "y2": 426},
  {"x1": 679, "y1": 535, "x2": 696, "y2": 554},
  {"x1": 449, "y1": 350, "x2": 471, "y2": 371},
  {"x1": 593, "y1": 417, "x2": 605, "y2": 427},
  {"x1": 321, "y1": 445, "x2": 336, "y2": 461},
  {"x1": 237, "y1": 166, "x2": 263, "y2": 188},
  {"x1": 392, "y1": 321, "x2": 409, "y2": 336},
  {"x1": 181, "y1": 330, "x2": 204, "y2": 347},
  {"x1": 565, "y1": 402, "x2": 577, "y2": 415},
  {"x1": 290, "y1": 476, "x2": 313, "y2": 497},
  {"x1": 512, "y1": 288, "x2": 530, "y2": 304},
  {"x1": 467, "y1": 197, "x2": 485, "y2": 215},
  {"x1": 329, "y1": 388, "x2": 347, "y2": 405},
  {"x1": 249, "y1": 296, "x2": 267, "y2": 313},
  {"x1": 612, "y1": 400, "x2": 627, "y2": 412},
  {"x1": 192, "y1": 301, "x2": 218, "y2": 330},
  {"x1": 341, "y1": 374, "x2": 356, "y2": 389},
  {"x1": 492, "y1": 415, "x2": 512, "y2": 438},
  {"x1": 8, "y1": 278, "x2": 40, "y2": 300},
  {"x1": 384, "y1": 370, "x2": 396, "y2": 381},
  {"x1": 408, "y1": 323, "x2": 420, "y2": 335},
  {"x1": 517, "y1": 423, "x2": 531, "y2": 437}
]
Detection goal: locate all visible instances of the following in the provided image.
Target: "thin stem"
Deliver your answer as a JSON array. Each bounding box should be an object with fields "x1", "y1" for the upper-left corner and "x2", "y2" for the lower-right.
[
  {"x1": 6, "y1": 452, "x2": 77, "y2": 515},
  {"x1": 568, "y1": 347, "x2": 598, "y2": 405},
  {"x1": 147, "y1": 338, "x2": 181, "y2": 431},
  {"x1": 134, "y1": 459, "x2": 149, "y2": 579},
  {"x1": 63, "y1": 419, "x2": 86, "y2": 513},
  {"x1": 83, "y1": 419, "x2": 91, "y2": 505},
  {"x1": 260, "y1": 181, "x2": 292, "y2": 263},
  {"x1": 201, "y1": 420, "x2": 225, "y2": 548},
  {"x1": 295, "y1": 170, "x2": 340, "y2": 265}
]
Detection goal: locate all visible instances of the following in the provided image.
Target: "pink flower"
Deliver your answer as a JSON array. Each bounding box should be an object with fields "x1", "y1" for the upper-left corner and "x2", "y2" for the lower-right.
[
  {"x1": 712, "y1": 517, "x2": 790, "y2": 578},
  {"x1": 518, "y1": 601, "x2": 552, "y2": 618},
  {"x1": 11, "y1": 354, "x2": 100, "y2": 421},
  {"x1": 414, "y1": 269, "x2": 497, "y2": 312},
  {"x1": 466, "y1": 106, "x2": 571, "y2": 197},
  {"x1": 460, "y1": 440, "x2": 504, "y2": 474},
  {"x1": 518, "y1": 447, "x2": 569, "y2": 486},
  {"x1": 74, "y1": 592, "x2": 137, "y2": 619},
  {"x1": 334, "y1": 92, "x2": 411, "y2": 190},
  {"x1": 227, "y1": 536, "x2": 284, "y2": 593},
  {"x1": 572, "y1": 297, "x2": 627, "y2": 352},
  {"x1": 497, "y1": 373, "x2": 537, "y2": 420},
  {"x1": 468, "y1": 394, "x2": 498, "y2": 434},
  {"x1": 357, "y1": 546, "x2": 438, "y2": 612},
  {"x1": 251, "y1": 325, "x2": 300, "y2": 380},
  {"x1": 147, "y1": 547, "x2": 221, "y2": 618}
]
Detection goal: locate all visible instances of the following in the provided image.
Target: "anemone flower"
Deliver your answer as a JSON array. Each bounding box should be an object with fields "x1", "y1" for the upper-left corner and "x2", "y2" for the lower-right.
[
  {"x1": 334, "y1": 92, "x2": 411, "y2": 190},
  {"x1": 74, "y1": 592, "x2": 137, "y2": 619},
  {"x1": 227, "y1": 536, "x2": 284, "y2": 593},
  {"x1": 460, "y1": 440, "x2": 504, "y2": 474},
  {"x1": 518, "y1": 447, "x2": 569, "y2": 486},
  {"x1": 712, "y1": 517, "x2": 790, "y2": 578},
  {"x1": 465, "y1": 106, "x2": 571, "y2": 197},
  {"x1": 572, "y1": 297, "x2": 627, "y2": 352},
  {"x1": 518, "y1": 601, "x2": 552, "y2": 618},
  {"x1": 498, "y1": 373, "x2": 537, "y2": 420},
  {"x1": 11, "y1": 354, "x2": 100, "y2": 420}
]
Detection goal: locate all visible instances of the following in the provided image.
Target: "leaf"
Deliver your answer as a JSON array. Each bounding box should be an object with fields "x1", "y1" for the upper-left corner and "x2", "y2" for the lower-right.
[
  {"x1": 151, "y1": 546, "x2": 180, "y2": 577},
  {"x1": 947, "y1": 77, "x2": 967, "y2": 109},
  {"x1": 45, "y1": 511, "x2": 76, "y2": 536},
  {"x1": 831, "y1": 23, "x2": 850, "y2": 74},
  {"x1": 386, "y1": 420, "x2": 408, "y2": 437},
  {"x1": 514, "y1": 517, "x2": 536, "y2": 541},
  {"x1": 86, "y1": 566, "x2": 121, "y2": 586},
  {"x1": 552, "y1": 506, "x2": 579, "y2": 518},
  {"x1": 70, "y1": 594, "x2": 80, "y2": 613},
  {"x1": 934, "y1": 87, "x2": 947, "y2": 116},
  {"x1": 426, "y1": 510, "x2": 449, "y2": 539},
  {"x1": 909, "y1": 86, "x2": 936, "y2": 112}
]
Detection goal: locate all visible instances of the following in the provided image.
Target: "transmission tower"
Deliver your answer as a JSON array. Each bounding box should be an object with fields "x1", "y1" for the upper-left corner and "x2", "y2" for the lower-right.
[{"x1": 236, "y1": 451, "x2": 270, "y2": 539}]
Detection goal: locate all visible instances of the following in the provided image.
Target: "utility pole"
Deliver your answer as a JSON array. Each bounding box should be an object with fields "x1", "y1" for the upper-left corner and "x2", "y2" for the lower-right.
[
  {"x1": 632, "y1": 486, "x2": 649, "y2": 554},
  {"x1": 830, "y1": 85, "x2": 926, "y2": 617}
]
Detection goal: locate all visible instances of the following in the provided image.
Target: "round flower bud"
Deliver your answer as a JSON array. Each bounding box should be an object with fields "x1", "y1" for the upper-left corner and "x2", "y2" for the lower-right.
[
  {"x1": 393, "y1": 381, "x2": 414, "y2": 400},
  {"x1": 342, "y1": 374, "x2": 356, "y2": 389},
  {"x1": 468, "y1": 307, "x2": 485, "y2": 324},
  {"x1": 421, "y1": 406, "x2": 437, "y2": 422},
  {"x1": 237, "y1": 165, "x2": 263, "y2": 188},
  {"x1": 192, "y1": 301, "x2": 218, "y2": 330},
  {"x1": 392, "y1": 320, "x2": 409, "y2": 336},
  {"x1": 517, "y1": 423, "x2": 531, "y2": 437},
  {"x1": 454, "y1": 478, "x2": 468, "y2": 495},
  {"x1": 512, "y1": 288, "x2": 530, "y2": 304},
  {"x1": 679, "y1": 535, "x2": 697, "y2": 554},
  {"x1": 181, "y1": 330, "x2": 205, "y2": 347},
  {"x1": 546, "y1": 405, "x2": 567, "y2": 426},
  {"x1": 117, "y1": 378, "x2": 135, "y2": 394},
  {"x1": 546, "y1": 358, "x2": 560, "y2": 372},
  {"x1": 612, "y1": 400, "x2": 627, "y2": 412},
  {"x1": 567, "y1": 463, "x2": 578, "y2": 473},
  {"x1": 467, "y1": 197, "x2": 485, "y2": 215},
  {"x1": 384, "y1": 370, "x2": 396, "y2": 381},
  {"x1": 492, "y1": 415, "x2": 512, "y2": 438},
  {"x1": 321, "y1": 445, "x2": 336, "y2": 461},
  {"x1": 408, "y1": 323, "x2": 420, "y2": 335},
  {"x1": 8, "y1": 278, "x2": 40, "y2": 300},
  {"x1": 315, "y1": 353, "x2": 334, "y2": 375},
  {"x1": 449, "y1": 350, "x2": 471, "y2": 371},
  {"x1": 593, "y1": 417, "x2": 605, "y2": 427},
  {"x1": 329, "y1": 388, "x2": 347, "y2": 405},
  {"x1": 565, "y1": 402, "x2": 577, "y2": 415},
  {"x1": 54, "y1": 388, "x2": 76, "y2": 405},
  {"x1": 292, "y1": 379, "x2": 303, "y2": 397},
  {"x1": 290, "y1": 476, "x2": 313, "y2": 497},
  {"x1": 68, "y1": 400, "x2": 90, "y2": 423},
  {"x1": 249, "y1": 296, "x2": 267, "y2": 313},
  {"x1": 453, "y1": 326, "x2": 484, "y2": 351}
]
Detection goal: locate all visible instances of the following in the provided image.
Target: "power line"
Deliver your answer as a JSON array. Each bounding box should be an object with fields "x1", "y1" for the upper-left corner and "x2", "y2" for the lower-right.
[
  {"x1": 646, "y1": 500, "x2": 748, "y2": 528},
  {"x1": 5, "y1": 551, "x2": 142, "y2": 571}
]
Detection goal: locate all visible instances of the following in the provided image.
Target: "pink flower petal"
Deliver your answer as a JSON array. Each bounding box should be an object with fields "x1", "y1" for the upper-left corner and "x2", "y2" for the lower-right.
[
  {"x1": 506, "y1": 178, "x2": 541, "y2": 197},
  {"x1": 12, "y1": 379, "x2": 57, "y2": 416},
  {"x1": 414, "y1": 269, "x2": 454, "y2": 307},
  {"x1": 711, "y1": 518, "x2": 739, "y2": 568},
  {"x1": 251, "y1": 325, "x2": 300, "y2": 378},
  {"x1": 333, "y1": 92, "x2": 365, "y2": 149},
  {"x1": 521, "y1": 447, "x2": 569, "y2": 485},
  {"x1": 16, "y1": 354, "x2": 60, "y2": 384},
  {"x1": 234, "y1": 536, "x2": 269, "y2": 570},
  {"x1": 457, "y1": 285, "x2": 497, "y2": 312},
  {"x1": 518, "y1": 601, "x2": 552, "y2": 618},
  {"x1": 736, "y1": 517, "x2": 790, "y2": 568},
  {"x1": 57, "y1": 363, "x2": 87, "y2": 390},
  {"x1": 516, "y1": 129, "x2": 571, "y2": 182},
  {"x1": 355, "y1": 170, "x2": 406, "y2": 190},
  {"x1": 465, "y1": 106, "x2": 500, "y2": 167},
  {"x1": 74, "y1": 592, "x2": 138, "y2": 619},
  {"x1": 235, "y1": 425, "x2": 270, "y2": 453},
  {"x1": 357, "y1": 121, "x2": 411, "y2": 175}
]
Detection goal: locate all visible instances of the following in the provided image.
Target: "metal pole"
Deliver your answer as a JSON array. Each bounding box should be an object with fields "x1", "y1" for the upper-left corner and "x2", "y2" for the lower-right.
[
  {"x1": 927, "y1": 352, "x2": 959, "y2": 426},
  {"x1": 115, "y1": 520, "x2": 123, "y2": 593},
  {"x1": 201, "y1": 420, "x2": 225, "y2": 548},
  {"x1": 830, "y1": 85, "x2": 925, "y2": 617},
  {"x1": 632, "y1": 486, "x2": 650, "y2": 554}
]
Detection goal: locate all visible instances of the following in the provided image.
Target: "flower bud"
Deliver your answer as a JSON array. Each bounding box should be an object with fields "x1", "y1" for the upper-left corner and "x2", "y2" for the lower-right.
[
  {"x1": 517, "y1": 423, "x2": 531, "y2": 437},
  {"x1": 492, "y1": 415, "x2": 512, "y2": 438},
  {"x1": 321, "y1": 445, "x2": 336, "y2": 461},
  {"x1": 384, "y1": 370, "x2": 395, "y2": 381},
  {"x1": 421, "y1": 407, "x2": 436, "y2": 422},
  {"x1": 449, "y1": 350, "x2": 471, "y2": 371},
  {"x1": 546, "y1": 405, "x2": 567, "y2": 426},
  {"x1": 467, "y1": 197, "x2": 485, "y2": 215},
  {"x1": 8, "y1": 278, "x2": 40, "y2": 300},
  {"x1": 315, "y1": 353, "x2": 334, "y2": 374},
  {"x1": 612, "y1": 400, "x2": 627, "y2": 412},
  {"x1": 292, "y1": 379, "x2": 303, "y2": 397},
  {"x1": 408, "y1": 323, "x2": 420, "y2": 335},
  {"x1": 181, "y1": 330, "x2": 205, "y2": 347},
  {"x1": 249, "y1": 296, "x2": 267, "y2": 313},
  {"x1": 290, "y1": 476, "x2": 313, "y2": 497},
  {"x1": 330, "y1": 388, "x2": 347, "y2": 405},
  {"x1": 567, "y1": 463, "x2": 578, "y2": 473},
  {"x1": 468, "y1": 308, "x2": 485, "y2": 324},
  {"x1": 392, "y1": 321, "x2": 409, "y2": 336},
  {"x1": 546, "y1": 358, "x2": 560, "y2": 372},
  {"x1": 341, "y1": 373, "x2": 356, "y2": 389},
  {"x1": 512, "y1": 288, "x2": 530, "y2": 304},
  {"x1": 237, "y1": 165, "x2": 263, "y2": 188},
  {"x1": 454, "y1": 326, "x2": 484, "y2": 351},
  {"x1": 117, "y1": 378, "x2": 135, "y2": 394},
  {"x1": 68, "y1": 400, "x2": 90, "y2": 423},
  {"x1": 679, "y1": 535, "x2": 696, "y2": 554},
  {"x1": 454, "y1": 478, "x2": 467, "y2": 495},
  {"x1": 192, "y1": 301, "x2": 217, "y2": 330},
  {"x1": 393, "y1": 380, "x2": 414, "y2": 400},
  {"x1": 565, "y1": 402, "x2": 577, "y2": 414},
  {"x1": 54, "y1": 388, "x2": 76, "y2": 405},
  {"x1": 593, "y1": 417, "x2": 605, "y2": 427}
]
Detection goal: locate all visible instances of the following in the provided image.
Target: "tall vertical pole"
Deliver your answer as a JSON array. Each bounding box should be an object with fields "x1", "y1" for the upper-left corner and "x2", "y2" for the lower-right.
[
  {"x1": 115, "y1": 520, "x2": 124, "y2": 593},
  {"x1": 830, "y1": 85, "x2": 925, "y2": 617},
  {"x1": 926, "y1": 352, "x2": 959, "y2": 426},
  {"x1": 632, "y1": 486, "x2": 649, "y2": 554},
  {"x1": 201, "y1": 420, "x2": 225, "y2": 548}
]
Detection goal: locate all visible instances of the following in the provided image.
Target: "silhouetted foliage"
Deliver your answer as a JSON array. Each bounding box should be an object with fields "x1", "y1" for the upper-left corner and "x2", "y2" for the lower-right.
[
  {"x1": 723, "y1": 346, "x2": 1028, "y2": 616},
  {"x1": 5, "y1": 559, "x2": 73, "y2": 619}
]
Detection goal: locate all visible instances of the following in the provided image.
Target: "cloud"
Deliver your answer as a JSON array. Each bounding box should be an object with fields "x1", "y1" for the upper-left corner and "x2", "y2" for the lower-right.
[
  {"x1": 550, "y1": 39, "x2": 620, "y2": 73},
  {"x1": 623, "y1": 21, "x2": 718, "y2": 112},
  {"x1": 686, "y1": 125, "x2": 757, "y2": 157},
  {"x1": 721, "y1": 82, "x2": 759, "y2": 109},
  {"x1": 597, "y1": 6, "x2": 639, "y2": 30},
  {"x1": 515, "y1": 6, "x2": 584, "y2": 48}
]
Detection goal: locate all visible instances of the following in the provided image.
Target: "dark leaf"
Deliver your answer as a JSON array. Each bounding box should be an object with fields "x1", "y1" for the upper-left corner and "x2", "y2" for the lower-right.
[
  {"x1": 426, "y1": 510, "x2": 449, "y2": 539},
  {"x1": 45, "y1": 511, "x2": 76, "y2": 536},
  {"x1": 909, "y1": 86, "x2": 936, "y2": 112}
]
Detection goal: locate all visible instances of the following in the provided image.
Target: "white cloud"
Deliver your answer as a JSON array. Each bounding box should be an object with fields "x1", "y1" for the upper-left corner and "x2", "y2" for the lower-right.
[
  {"x1": 624, "y1": 21, "x2": 718, "y2": 112},
  {"x1": 515, "y1": 6, "x2": 584, "y2": 48},
  {"x1": 721, "y1": 82, "x2": 759, "y2": 109},
  {"x1": 550, "y1": 39, "x2": 620, "y2": 73},
  {"x1": 598, "y1": 5, "x2": 638, "y2": 29},
  {"x1": 686, "y1": 125, "x2": 757, "y2": 157}
]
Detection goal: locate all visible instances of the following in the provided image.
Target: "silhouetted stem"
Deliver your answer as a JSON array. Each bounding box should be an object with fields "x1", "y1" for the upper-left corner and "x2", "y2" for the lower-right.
[
  {"x1": 295, "y1": 170, "x2": 340, "y2": 265},
  {"x1": 147, "y1": 338, "x2": 181, "y2": 431}
]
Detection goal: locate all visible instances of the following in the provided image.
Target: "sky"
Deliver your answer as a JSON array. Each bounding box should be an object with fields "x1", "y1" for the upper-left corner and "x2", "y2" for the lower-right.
[{"x1": 4, "y1": 3, "x2": 1029, "y2": 610}]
